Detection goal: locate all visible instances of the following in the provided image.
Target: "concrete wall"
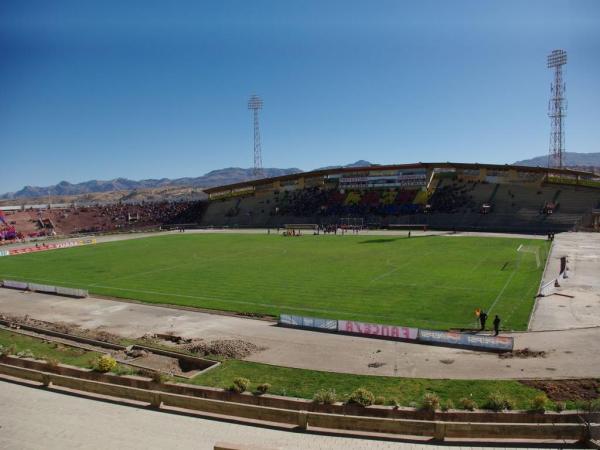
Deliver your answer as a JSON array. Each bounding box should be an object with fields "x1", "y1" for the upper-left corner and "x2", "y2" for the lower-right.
[{"x1": 0, "y1": 358, "x2": 595, "y2": 443}]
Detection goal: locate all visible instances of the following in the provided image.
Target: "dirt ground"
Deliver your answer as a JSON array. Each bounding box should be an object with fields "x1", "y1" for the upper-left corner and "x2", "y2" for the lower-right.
[{"x1": 520, "y1": 379, "x2": 600, "y2": 402}]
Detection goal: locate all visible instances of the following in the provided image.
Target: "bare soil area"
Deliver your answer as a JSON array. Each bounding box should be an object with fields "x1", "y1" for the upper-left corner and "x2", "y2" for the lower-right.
[{"x1": 520, "y1": 379, "x2": 600, "y2": 402}]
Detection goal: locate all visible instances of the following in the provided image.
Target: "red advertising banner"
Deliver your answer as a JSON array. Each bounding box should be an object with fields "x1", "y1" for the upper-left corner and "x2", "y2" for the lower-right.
[
  {"x1": 338, "y1": 320, "x2": 418, "y2": 340},
  {"x1": 8, "y1": 239, "x2": 96, "y2": 256}
]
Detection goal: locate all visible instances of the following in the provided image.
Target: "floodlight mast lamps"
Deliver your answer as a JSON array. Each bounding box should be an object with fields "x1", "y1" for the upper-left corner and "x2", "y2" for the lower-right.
[
  {"x1": 248, "y1": 94, "x2": 264, "y2": 178},
  {"x1": 547, "y1": 49, "x2": 567, "y2": 169}
]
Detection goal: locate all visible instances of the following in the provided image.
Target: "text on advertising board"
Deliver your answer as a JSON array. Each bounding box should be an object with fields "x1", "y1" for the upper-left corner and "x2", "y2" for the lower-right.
[{"x1": 338, "y1": 320, "x2": 418, "y2": 340}]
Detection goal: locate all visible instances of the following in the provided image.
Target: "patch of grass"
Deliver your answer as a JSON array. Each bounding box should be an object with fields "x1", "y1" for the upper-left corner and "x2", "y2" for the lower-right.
[
  {"x1": 190, "y1": 360, "x2": 557, "y2": 410},
  {"x1": 0, "y1": 329, "x2": 100, "y2": 367},
  {"x1": 0, "y1": 234, "x2": 549, "y2": 330}
]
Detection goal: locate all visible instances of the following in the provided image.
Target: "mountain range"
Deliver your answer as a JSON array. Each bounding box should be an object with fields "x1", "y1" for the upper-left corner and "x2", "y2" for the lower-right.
[
  {"x1": 0, "y1": 160, "x2": 375, "y2": 200},
  {"x1": 3, "y1": 154, "x2": 598, "y2": 201},
  {"x1": 514, "y1": 152, "x2": 600, "y2": 168}
]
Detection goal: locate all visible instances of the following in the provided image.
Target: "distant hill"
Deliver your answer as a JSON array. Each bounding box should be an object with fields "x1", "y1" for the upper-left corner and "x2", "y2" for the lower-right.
[
  {"x1": 514, "y1": 152, "x2": 600, "y2": 169},
  {"x1": 0, "y1": 160, "x2": 375, "y2": 201},
  {"x1": 0, "y1": 167, "x2": 302, "y2": 200},
  {"x1": 316, "y1": 160, "x2": 375, "y2": 170}
]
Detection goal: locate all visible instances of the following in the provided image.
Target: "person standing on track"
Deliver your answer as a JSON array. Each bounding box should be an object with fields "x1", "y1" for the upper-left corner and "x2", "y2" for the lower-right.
[
  {"x1": 493, "y1": 315, "x2": 501, "y2": 336},
  {"x1": 479, "y1": 310, "x2": 488, "y2": 331}
]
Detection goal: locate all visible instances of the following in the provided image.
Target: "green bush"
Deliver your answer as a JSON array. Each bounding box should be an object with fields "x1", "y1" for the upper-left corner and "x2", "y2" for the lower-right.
[
  {"x1": 576, "y1": 399, "x2": 600, "y2": 413},
  {"x1": 374, "y1": 396, "x2": 386, "y2": 405},
  {"x1": 150, "y1": 371, "x2": 166, "y2": 384},
  {"x1": 529, "y1": 394, "x2": 548, "y2": 413},
  {"x1": 312, "y1": 388, "x2": 337, "y2": 405},
  {"x1": 484, "y1": 392, "x2": 514, "y2": 412},
  {"x1": 256, "y1": 383, "x2": 271, "y2": 395},
  {"x1": 459, "y1": 397, "x2": 477, "y2": 411},
  {"x1": 230, "y1": 377, "x2": 250, "y2": 393},
  {"x1": 554, "y1": 401, "x2": 566, "y2": 413},
  {"x1": 347, "y1": 387, "x2": 375, "y2": 407},
  {"x1": 441, "y1": 399, "x2": 455, "y2": 412},
  {"x1": 0, "y1": 344, "x2": 17, "y2": 357},
  {"x1": 419, "y1": 392, "x2": 440, "y2": 412},
  {"x1": 93, "y1": 355, "x2": 117, "y2": 373},
  {"x1": 386, "y1": 398, "x2": 400, "y2": 408}
]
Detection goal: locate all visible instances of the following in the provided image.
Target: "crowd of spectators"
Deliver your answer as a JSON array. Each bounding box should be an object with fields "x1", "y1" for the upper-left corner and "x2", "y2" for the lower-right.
[
  {"x1": 273, "y1": 187, "x2": 423, "y2": 217},
  {"x1": 58, "y1": 200, "x2": 205, "y2": 234}
]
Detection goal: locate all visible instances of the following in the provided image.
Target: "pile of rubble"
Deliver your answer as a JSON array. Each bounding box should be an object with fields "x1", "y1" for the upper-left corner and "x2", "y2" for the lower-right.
[{"x1": 183, "y1": 339, "x2": 263, "y2": 359}]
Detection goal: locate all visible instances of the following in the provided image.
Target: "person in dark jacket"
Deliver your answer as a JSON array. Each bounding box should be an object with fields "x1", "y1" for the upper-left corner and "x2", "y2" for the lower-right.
[
  {"x1": 479, "y1": 311, "x2": 488, "y2": 331},
  {"x1": 493, "y1": 315, "x2": 501, "y2": 336}
]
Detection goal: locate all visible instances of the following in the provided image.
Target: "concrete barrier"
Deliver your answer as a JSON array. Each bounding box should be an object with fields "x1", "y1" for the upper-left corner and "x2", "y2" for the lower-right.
[
  {"x1": 0, "y1": 361, "x2": 594, "y2": 443},
  {"x1": 1, "y1": 280, "x2": 87, "y2": 298}
]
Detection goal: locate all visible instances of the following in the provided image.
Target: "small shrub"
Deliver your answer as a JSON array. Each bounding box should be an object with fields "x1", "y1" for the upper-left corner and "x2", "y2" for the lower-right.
[
  {"x1": 347, "y1": 387, "x2": 375, "y2": 407},
  {"x1": 256, "y1": 383, "x2": 271, "y2": 395},
  {"x1": 530, "y1": 394, "x2": 548, "y2": 413},
  {"x1": 441, "y1": 399, "x2": 455, "y2": 412},
  {"x1": 312, "y1": 388, "x2": 337, "y2": 405},
  {"x1": 577, "y1": 399, "x2": 600, "y2": 413},
  {"x1": 111, "y1": 365, "x2": 136, "y2": 376},
  {"x1": 554, "y1": 401, "x2": 566, "y2": 413},
  {"x1": 459, "y1": 397, "x2": 477, "y2": 411},
  {"x1": 16, "y1": 349, "x2": 35, "y2": 358},
  {"x1": 150, "y1": 371, "x2": 166, "y2": 384},
  {"x1": 230, "y1": 377, "x2": 250, "y2": 393},
  {"x1": 420, "y1": 392, "x2": 440, "y2": 412},
  {"x1": 0, "y1": 344, "x2": 17, "y2": 357},
  {"x1": 373, "y1": 396, "x2": 386, "y2": 405},
  {"x1": 93, "y1": 354, "x2": 117, "y2": 373},
  {"x1": 385, "y1": 398, "x2": 400, "y2": 408},
  {"x1": 46, "y1": 357, "x2": 60, "y2": 368},
  {"x1": 484, "y1": 392, "x2": 514, "y2": 412}
]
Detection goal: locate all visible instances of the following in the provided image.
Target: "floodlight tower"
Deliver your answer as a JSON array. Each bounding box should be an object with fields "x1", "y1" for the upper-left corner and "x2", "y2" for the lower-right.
[
  {"x1": 248, "y1": 94, "x2": 264, "y2": 178},
  {"x1": 547, "y1": 49, "x2": 567, "y2": 169}
]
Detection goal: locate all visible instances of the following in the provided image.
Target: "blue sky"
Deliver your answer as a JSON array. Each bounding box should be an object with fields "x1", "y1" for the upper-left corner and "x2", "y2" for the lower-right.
[{"x1": 1, "y1": 1, "x2": 599, "y2": 194}]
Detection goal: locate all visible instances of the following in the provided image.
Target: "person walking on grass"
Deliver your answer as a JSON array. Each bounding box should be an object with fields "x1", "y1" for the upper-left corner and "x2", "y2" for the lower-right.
[{"x1": 493, "y1": 315, "x2": 501, "y2": 336}]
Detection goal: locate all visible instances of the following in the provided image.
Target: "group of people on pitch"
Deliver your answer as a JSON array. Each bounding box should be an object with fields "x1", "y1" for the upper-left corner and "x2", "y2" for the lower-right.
[{"x1": 477, "y1": 310, "x2": 501, "y2": 336}]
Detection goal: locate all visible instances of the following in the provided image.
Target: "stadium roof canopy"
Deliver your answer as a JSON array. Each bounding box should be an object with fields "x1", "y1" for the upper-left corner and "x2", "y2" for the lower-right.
[{"x1": 204, "y1": 162, "x2": 596, "y2": 193}]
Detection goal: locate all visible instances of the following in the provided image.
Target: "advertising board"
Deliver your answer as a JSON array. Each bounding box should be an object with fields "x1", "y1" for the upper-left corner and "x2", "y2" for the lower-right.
[
  {"x1": 338, "y1": 320, "x2": 418, "y2": 340},
  {"x1": 418, "y1": 329, "x2": 513, "y2": 351},
  {"x1": 279, "y1": 314, "x2": 337, "y2": 330}
]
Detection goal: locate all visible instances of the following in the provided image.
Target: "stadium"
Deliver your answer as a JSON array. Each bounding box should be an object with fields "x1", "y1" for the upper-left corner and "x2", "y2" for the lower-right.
[
  {"x1": 1, "y1": 3, "x2": 600, "y2": 447},
  {"x1": 1, "y1": 159, "x2": 600, "y2": 447}
]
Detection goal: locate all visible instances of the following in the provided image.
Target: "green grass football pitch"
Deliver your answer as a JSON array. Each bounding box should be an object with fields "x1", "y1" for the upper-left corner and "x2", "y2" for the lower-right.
[{"x1": 0, "y1": 234, "x2": 549, "y2": 330}]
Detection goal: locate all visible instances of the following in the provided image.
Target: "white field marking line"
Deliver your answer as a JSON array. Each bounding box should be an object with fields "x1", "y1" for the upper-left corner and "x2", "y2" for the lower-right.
[
  {"x1": 369, "y1": 250, "x2": 433, "y2": 284},
  {"x1": 487, "y1": 248, "x2": 525, "y2": 315},
  {"x1": 470, "y1": 255, "x2": 489, "y2": 273},
  {"x1": 369, "y1": 259, "x2": 408, "y2": 284}
]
